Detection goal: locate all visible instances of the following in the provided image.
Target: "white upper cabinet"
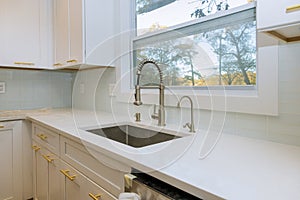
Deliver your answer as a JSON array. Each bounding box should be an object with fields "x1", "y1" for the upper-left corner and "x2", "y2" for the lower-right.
[
  {"x1": 0, "y1": 0, "x2": 53, "y2": 69},
  {"x1": 257, "y1": 0, "x2": 300, "y2": 42},
  {"x1": 0, "y1": 0, "x2": 117, "y2": 69},
  {"x1": 53, "y1": 0, "x2": 116, "y2": 69}
]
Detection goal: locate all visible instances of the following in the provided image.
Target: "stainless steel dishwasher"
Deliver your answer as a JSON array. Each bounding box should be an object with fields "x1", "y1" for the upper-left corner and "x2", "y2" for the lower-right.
[{"x1": 125, "y1": 170, "x2": 202, "y2": 200}]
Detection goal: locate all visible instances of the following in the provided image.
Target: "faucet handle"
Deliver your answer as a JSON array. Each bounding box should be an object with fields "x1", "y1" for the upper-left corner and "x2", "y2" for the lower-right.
[
  {"x1": 183, "y1": 122, "x2": 195, "y2": 133},
  {"x1": 183, "y1": 122, "x2": 191, "y2": 129}
]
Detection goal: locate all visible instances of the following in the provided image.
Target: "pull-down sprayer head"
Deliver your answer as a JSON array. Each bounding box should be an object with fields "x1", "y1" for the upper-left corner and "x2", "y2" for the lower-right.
[
  {"x1": 133, "y1": 59, "x2": 165, "y2": 126},
  {"x1": 134, "y1": 59, "x2": 163, "y2": 106}
]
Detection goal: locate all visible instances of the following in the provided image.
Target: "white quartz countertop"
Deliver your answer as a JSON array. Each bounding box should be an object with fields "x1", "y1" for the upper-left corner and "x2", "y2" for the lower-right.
[
  {"x1": 0, "y1": 108, "x2": 51, "y2": 121},
  {"x1": 12, "y1": 109, "x2": 300, "y2": 200}
]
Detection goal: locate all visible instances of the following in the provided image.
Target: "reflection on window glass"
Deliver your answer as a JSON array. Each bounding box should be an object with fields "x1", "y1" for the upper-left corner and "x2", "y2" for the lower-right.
[
  {"x1": 136, "y1": 0, "x2": 252, "y2": 36},
  {"x1": 134, "y1": 20, "x2": 256, "y2": 86}
]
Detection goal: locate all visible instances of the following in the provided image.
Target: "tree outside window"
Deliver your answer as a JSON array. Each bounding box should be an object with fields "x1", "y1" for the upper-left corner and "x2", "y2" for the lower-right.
[{"x1": 134, "y1": 0, "x2": 256, "y2": 87}]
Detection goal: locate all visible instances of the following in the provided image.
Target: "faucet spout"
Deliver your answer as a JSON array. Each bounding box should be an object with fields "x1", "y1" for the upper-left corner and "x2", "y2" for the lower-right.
[
  {"x1": 177, "y1": 96, "x2": 195, "y2": 133},
  {"x1": 133, "y1": 59, "x2": 165, "y2": 126}
]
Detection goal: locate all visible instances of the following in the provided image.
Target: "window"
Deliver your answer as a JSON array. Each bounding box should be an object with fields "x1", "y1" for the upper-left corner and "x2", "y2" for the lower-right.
[
  {"x1": 116, "y1": 0, "x2": 278, "y2": 116},
  {"x1": 133, "y1": 0, "x2": 256, "y2": 87}
]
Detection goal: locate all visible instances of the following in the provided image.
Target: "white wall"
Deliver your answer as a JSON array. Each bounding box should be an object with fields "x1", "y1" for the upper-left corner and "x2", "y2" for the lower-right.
[
  {"x1": 0, "y1": 68, "x2": 74, "y2": 110},
  {"x1": 73, "y1": 42, "x2": 300, "y2": 146}
]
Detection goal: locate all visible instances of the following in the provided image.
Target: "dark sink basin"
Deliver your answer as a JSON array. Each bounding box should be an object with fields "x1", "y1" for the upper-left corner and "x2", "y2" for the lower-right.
[{"x1": 86, "y1": 125, "x2": 180, "y2": 148}]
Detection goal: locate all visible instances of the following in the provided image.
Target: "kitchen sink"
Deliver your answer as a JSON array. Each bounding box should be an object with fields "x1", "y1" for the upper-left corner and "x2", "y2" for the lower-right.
[{"x1": 86, "y1": 125, "x2": 181, "y2": 148}]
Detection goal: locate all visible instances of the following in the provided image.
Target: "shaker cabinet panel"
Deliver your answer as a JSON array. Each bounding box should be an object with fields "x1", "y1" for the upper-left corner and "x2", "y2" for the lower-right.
[
  {"x1": 0, "y1": 0, "x2": 53, "y2": 69},
  {"x1": 69, "y1": 0, "x2": 83, "y2": 64},
  {"x1": 0, "y1": 0, "x2": 39, "y2": 67},
  {"x1": 0, "y1": 121, "x2": 22, "y2": 200},
  {"x1": 59, "y1": 160, "x2": 82, "y2": 200},
  {"x1": 54, "y1": 0, "x2": 83, "y2": 68},
  {"x1": 32, "y1": 141, "x2": 61, "y2": 200},
  {"x1": 54, "y1": 0, "x2": 69, "y2": 67},
  {"x1": 60, "y1": 160, "x2": 117, "y2": 200},
  {"x1": 35, "y1": 147, "x2": 48, "y2": 200},
  {"x1": 84, "y1": 0, "x2": 116, "y2": 66},
  {"x1": 53, "y1": 0, "x2": 116, "y2": 68}
]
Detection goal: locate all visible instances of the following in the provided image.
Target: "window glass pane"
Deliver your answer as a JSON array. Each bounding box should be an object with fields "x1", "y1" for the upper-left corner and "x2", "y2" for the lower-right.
[
  {"x1": 136, "y1": 0, "x2": 254, "y2": 36},
  {"x1": 134, "y1": 20, "x2": 256, "y2": 86}
]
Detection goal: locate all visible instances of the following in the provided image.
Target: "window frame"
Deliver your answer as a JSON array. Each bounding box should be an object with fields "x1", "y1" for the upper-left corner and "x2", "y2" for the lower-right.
[{"x1": 116, "y1": 1, "x2": 278, "y2": 116}]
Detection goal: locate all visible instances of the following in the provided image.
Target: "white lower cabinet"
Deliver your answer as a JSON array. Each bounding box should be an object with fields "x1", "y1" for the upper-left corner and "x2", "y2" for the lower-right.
[
  {"x1": 32, "y1": 123, "x2": 128, "y2": 200},
  {"x1": 60, "y1": 160, "x2": 117, "y2": 200},
  {"x1": 0, "y1": 121, "x2": 22, "y2": 200},
  {"x1": 32, "y1": 141, "x2": 61, "y2": 200}
]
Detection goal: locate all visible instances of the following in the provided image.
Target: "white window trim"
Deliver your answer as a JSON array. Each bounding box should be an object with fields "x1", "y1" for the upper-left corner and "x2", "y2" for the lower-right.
[{"x1": 115, "y1": 1, "x2": 278, "y2": 116}]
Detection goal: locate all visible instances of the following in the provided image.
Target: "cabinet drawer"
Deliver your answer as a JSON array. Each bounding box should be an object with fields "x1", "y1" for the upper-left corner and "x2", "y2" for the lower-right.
[
  {"x1": 60, "y1": 160, "x2": 117, "y2": 200},
  {"x1": 32, "y1": 124, "x2": 59, "y2": 154},
  {"x1": 60, "y1": 136, "x2": 130, "y2": 197}
]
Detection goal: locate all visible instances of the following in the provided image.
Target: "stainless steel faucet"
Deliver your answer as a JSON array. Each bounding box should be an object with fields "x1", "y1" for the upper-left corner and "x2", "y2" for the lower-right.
[
  {"x1": 177, "y1": 96, "x2": 195, "y2": 132},
  {"x1": 133, "y1": 59, "x2": 165, "y2": 126}
]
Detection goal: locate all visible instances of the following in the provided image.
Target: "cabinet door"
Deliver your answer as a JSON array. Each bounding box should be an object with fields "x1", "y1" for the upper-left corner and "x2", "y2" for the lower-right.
[
  {"x1": 69, "y1": 0, "x2": 83, "y2": 64},
  {"x1": 32, "y1": 142, "x2": 61, "y2": 200},
  {"x1": 0, "y1": 121, "x2": 22, "y2": 200},
  {"x1": 35, "y1": 147, "x2": 48, "y2": 200},
  {"x1": 39, "y1": 0, "x2": 54, "y2": 68},
  {"x1": 60, "y1": 160, "x2": 117, "y2": 200},
  {"x1": 257, "y1": 0, "x2": 300, "y2": 29},
  {"x1": 81, "y1": 176, "x2": 117, "y2": 200},
  {"x1": 60, "y1": 161, "x2": 81, "y2": 200},
  {"x1": 84, "y1": 0, "x2": 116, "y2": 66},
  {"x1": 0, "y1": 0, "x2": 52, "y2": 69},
  {"x1": 0, "y1": 0, "x2": 39, "y2": 68},
  {"x1": 54, "y1": 0, "x2": 83, "y2": 67},
  {"x1": 48, "y1": 153, "x2": 61, "y2": 200},
  {"x1": 54, "y1": 0, "x2": 69, "y2": 67}
]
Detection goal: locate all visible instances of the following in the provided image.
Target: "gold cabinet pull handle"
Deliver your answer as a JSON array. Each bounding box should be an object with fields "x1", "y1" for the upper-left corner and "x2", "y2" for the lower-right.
[
  {"x1": 0, "y1": 125, "x2": 4, "y2": 128},
  {"x1": 286, "y1": 4, "x2": 300, "y2": 13},
  {"x1": 42, "y1": 154, "x2": 54, "y2": 163},
  {"x1": 88, "y1": 193, "x2": 101, "y2": 200},
  {"x1": 14, "y1": 61, "x2": 35, "y2": 66},
  {"x1": 53, "y1": 63, "x2": 63, "y2": 67},
  {"x1": 32, "y1": 145, "x2": 41, "y2": 152},
  {"x1": 60, "y1": 169, "x2": 76, "y2": 181},
  {"x1": 66, "y1": 59, "x2": 77, "y2": 63},
  {"x1": 37, "y1": 134, "x2": 47, "y2": 140}
]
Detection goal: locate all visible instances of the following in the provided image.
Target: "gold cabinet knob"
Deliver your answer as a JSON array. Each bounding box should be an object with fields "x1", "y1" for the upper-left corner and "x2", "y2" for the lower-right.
[
  {"x1": 37, "y1": 134, "x2": 47, "y2": 140},
  {"x1": 42, "y1": 154, "x2": 54, "y2": 163},
  {"x1": 32, "y1": 145, "x2": 41, "y2": 152},
  {"x1": 89, "y1": 193, "x2": 101, "y2": 200},
  {"x1": 60, "y1": 169, "x2": 76, "y2": 181},
  {"x1": 53, "y1": 63, "x2": 63, "y2": 67},
  {"x1": 0, "y1": 125, "x2": 4, "y2": 128},
  {"x1": 66, "y1": 59, "x2": 78, "y2": 63}
]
